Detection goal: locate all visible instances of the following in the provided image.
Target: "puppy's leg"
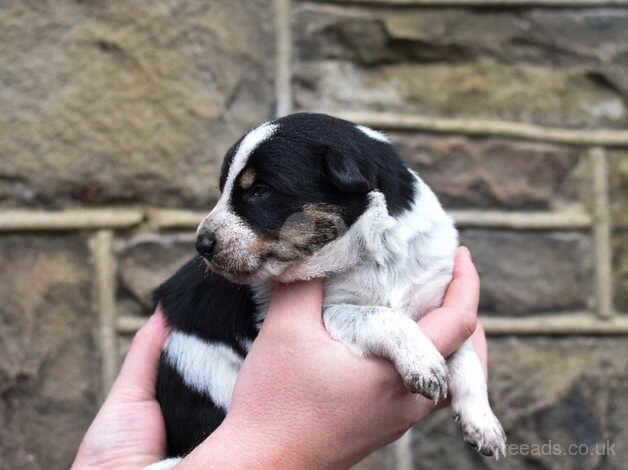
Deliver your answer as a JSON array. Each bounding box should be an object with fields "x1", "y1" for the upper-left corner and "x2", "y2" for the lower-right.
[
  {"x1": 143, "y1": 457, "x2": 182, "y2": 470},
  {"x1": 324, "y1": 304, "x2": 448, "y2": 401},
  {"x1": 448, "y1": 338, "x2": 506, "y2": 457}
]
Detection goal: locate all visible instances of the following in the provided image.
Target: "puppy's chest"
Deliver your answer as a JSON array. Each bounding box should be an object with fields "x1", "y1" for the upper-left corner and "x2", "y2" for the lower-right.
[
  {"x1": 325, "y1": 265, "x2": 418, "y2": 316},
  {"x1": 324, "y1": 257, "x2": 453, "y2": 320}
]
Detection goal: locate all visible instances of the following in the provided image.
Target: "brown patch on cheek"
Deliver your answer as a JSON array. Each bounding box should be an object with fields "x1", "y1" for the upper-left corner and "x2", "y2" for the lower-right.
[
  {"x1": 301, "y1": 203, "x2": 345, "y2": 251},
  {"x1": 239, "y1": 169, "x2": 256, "y2": 190},
  {"x1": 252, "y1": 203, "x2": 346, "y2": 261}
]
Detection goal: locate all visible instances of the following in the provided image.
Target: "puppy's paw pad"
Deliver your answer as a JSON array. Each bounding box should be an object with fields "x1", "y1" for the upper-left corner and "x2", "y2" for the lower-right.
[
  {"x1": 403, "y1": 356, "x2": 448, "y2": 402},
  {"x1": 457, "y1": 411, "x2": 506, "y2": 458}
]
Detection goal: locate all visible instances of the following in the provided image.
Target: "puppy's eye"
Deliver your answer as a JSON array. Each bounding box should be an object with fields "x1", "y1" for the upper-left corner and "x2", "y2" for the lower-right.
[{"x1": 247, "y1": 182, "x2": 272, "y2": 199}]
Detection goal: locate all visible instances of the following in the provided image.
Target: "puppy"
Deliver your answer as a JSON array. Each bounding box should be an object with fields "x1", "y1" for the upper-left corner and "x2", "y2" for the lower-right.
[{"x1": 146, "y1": 113, "x2": 505, "y2": 469}]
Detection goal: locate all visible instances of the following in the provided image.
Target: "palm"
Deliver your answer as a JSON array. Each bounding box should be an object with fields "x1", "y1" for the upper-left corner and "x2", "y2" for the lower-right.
[{"x1": 72, "y1": 312, "x2": 169, "y2": 469}]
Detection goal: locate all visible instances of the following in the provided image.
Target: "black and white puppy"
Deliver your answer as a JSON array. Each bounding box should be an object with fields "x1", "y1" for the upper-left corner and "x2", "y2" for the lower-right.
[{"x1": 147, "y1": 113, "x2": 505, "y2": 469}]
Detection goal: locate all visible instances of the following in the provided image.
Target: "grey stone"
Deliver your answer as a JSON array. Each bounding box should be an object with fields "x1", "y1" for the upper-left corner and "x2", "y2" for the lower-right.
[
  {"x1": 293, "y1": 5, "x2": 628, "y2": 128},
  {"x1": 608, "y1": 151, "x2": 627, "y2": 312},
  {"x1": 460, "y1": 230, "x2": 593, "y2": 315},
  {"x1": 352, "y1": 443, "x2": 396, "y2": 470},
  {"x1": 117, "y1": 236, "x2": 195, "y2": 312},
  {"x1": 411, "y1": 337, "x2": 628, "y2": 470},
  {"x1": 390, "y1": 133, "x2": 588, "y2": 211},
  {"x1": 0, "y1": 1, "x2": 275, "y2": 209},
  {"x1": 0, "y1": 235, "x2": 100, "y2": 470},
  {"x1": 613, "y1": 232, "x2": 628, "y2": 313},
  {"x1": 611, "y1": 150, "x2": 628, "y2": 229}
]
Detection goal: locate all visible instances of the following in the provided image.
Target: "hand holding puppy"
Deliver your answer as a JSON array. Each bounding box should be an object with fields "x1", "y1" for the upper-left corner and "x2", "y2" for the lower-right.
[
  {"x1": 72, "y1": 247, "x2": 485, "y2": 470},
  {"x1": 183, "y1": 248, "x2": 485, "y2": 470}
]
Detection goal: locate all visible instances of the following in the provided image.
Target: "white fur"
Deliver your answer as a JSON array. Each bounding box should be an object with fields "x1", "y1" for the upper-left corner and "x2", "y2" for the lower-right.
[
  {"x1": 302, "y1": 171, "x2": 503, "y2": 454},
  {"x1": 197, "y1": 123, "x2": 278, "y2": 276},
  {"x1": 324, "y1": 304, "x2": 449, "y2": 401},
  {"x1": 306, "y1": 172, "x2": 457, "y2": 401},
  {"x1": 449, "y1": 338, "x2": 506, "y2": 457},
  {"x1": 174, "y1": 147, "x2": 506, "y2": 457},
  {"x1": 356, "y1": 124, "x2": 390, "y2": 143},
  {"x1": 314, "y1": 172, "x2": 458, "y2": 317},
  {"x1": 163, "y1": 331, "x2": 242, "y2": 410},
  {"x1": 144, "y1": 457, "x2": 182, "y2": 470},
  {"x1": 199, "y1": 122, "x2": 278, "y2": 232}
]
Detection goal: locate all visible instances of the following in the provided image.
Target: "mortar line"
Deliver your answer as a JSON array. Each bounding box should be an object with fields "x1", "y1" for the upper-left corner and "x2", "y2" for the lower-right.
[
  {"x1": 591, "y1": 147, "x2": 615, "y2": 319},
  {"x1": 91, "y1": 230, "x2": 118, "y2": 398},
  {"x1": 337, "y1": 111, "x2": 628, "y2": 147},
  {"x1": 0, "y1": 209, "x2": 143, "y2": 231},
  {"x1": 274, "y1": 0, "x2": 292, "y2": 117}
]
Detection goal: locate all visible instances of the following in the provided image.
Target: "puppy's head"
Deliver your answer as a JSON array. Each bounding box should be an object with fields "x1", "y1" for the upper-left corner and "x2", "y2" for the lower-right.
[{"x1": 196, "y1": 113, "x2": 412, "y2": 284}]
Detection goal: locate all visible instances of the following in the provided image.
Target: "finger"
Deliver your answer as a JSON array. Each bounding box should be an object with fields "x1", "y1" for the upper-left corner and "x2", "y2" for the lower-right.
[
  {"x1": 264, "y1": 279, "x2": 324, "y2": 327},
  {"x1": 109, "y1": 307, "x2": 169, "y2": 400},
  {"x1": 442, "y1": 246, "x2": 480, "y2": 314},
  {"x1": 419, "y1": 246, "x2": 479, "y2": 358}
]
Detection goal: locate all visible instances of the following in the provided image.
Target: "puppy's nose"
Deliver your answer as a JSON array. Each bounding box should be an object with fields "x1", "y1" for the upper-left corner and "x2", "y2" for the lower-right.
[{"x1": 196, "y1": 232, "x2": 217, "y2": 259}]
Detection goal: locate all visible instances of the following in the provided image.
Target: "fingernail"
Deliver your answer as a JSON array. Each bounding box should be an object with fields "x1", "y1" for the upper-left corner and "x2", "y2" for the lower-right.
[{"x1": 460, "y1": 245, "x2": 471, "y2": 260}]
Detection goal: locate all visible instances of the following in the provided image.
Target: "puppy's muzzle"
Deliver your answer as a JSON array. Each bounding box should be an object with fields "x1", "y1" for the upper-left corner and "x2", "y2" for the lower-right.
[{"x1": 196, "y1": 231, "x2": 217, "y2": 260}]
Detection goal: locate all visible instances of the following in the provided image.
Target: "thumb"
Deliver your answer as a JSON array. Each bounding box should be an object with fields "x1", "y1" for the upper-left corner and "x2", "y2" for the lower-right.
[
  {"x1": 263, "y1": 279, "x2": 325, "y2": 328},
  {"x1": 109, "y1": 307, "x2": 169, "y2": 401}
]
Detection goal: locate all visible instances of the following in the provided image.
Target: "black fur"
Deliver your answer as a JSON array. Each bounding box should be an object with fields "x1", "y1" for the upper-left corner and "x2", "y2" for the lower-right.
[
  {"x1": 157, "y1": 356, "x2": 227, "y2": 456},
  {"x1": 154, "y1": 256, "x2": 259, "y2": 353},
  {"x1": 230, "y1": 113, "x2": 415, "y2": 233},
  {"x1": 154, "y1": 258, "x2": 260, "y2": 456},
  {"x1": 154, "y1": 113, "x2": 415, "y2": 459}
]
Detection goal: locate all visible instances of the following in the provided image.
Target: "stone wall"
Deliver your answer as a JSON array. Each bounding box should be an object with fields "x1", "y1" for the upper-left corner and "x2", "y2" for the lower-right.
[{"x1": 1, "y1": 1, "x2": 627, "y2": 469}]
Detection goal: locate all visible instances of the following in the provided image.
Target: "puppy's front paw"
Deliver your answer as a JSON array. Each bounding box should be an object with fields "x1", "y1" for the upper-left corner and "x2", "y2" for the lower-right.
[
  {"x1": 454, "y1": 407, "x2": 507, "y2": 458},
  {"x1": 400, "y1": 349, "x2": 448, "y2": 402}
]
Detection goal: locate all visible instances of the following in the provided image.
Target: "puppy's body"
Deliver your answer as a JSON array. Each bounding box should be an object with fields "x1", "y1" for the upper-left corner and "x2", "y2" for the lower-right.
[{"x1": 148, "y1": 113, "x2": 505, "y2": 469}]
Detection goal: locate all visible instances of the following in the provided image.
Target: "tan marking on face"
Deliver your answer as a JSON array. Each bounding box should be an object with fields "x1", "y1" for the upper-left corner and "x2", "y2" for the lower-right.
[
  {"x1": 250, "y1": 204, "x2": 346, "y2": 261},
  {"x1": 239, "y1": 169, "x2": 256, "y2": 190}
]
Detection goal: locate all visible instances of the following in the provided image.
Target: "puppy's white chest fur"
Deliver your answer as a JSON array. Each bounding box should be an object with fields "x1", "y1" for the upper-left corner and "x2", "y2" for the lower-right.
[{"x1": 323, "y1": 173, "x2": 458, "y2": 320}]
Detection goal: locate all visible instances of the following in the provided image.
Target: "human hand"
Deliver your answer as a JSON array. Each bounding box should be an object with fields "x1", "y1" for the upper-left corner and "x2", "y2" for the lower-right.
[
  {"x1": 71, "y1": 311, "x2": 169, "y2": 470},
  {"x1": 179, "y1": 246, "x2": 484, "y2": 470}
]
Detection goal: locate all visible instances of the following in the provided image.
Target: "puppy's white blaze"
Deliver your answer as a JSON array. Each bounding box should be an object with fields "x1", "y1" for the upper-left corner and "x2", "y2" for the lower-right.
[
  {"x1": 218, "y1": 122, "x2": 278, "y2": 208},
  {"x1": 199, "y1": 122, "x2": 278, "y2": 237},
  {"x1": 164, "y1": 331, "x2": 241, "y2": 410},
  {"x1": 356, "y1": 124, "x2": 389, "y2": 143}
]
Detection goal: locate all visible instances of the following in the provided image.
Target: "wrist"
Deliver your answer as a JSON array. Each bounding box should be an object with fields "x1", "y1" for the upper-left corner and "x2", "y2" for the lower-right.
[{"x1": 178, "y1": 415, "x2": 325, "y2": 470}]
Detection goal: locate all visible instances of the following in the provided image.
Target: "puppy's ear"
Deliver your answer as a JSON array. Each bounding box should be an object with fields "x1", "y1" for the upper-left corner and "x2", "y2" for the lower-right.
[{"x1": 324, "y1": 148, "x2": 371, "y2": 193}]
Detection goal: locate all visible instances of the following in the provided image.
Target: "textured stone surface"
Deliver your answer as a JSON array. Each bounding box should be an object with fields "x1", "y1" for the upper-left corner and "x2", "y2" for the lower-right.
[
  {"x1": 460, "y1": 230, "x2": 593, "y2": 315},
  {"x1": 117, "y1": 236, "x2": 195, "y2": 314},
  {"x1": 352, "y1": 444, "x2": 396, "y2": 470},
  {"x1": 390, "y1": 133, "x2": 588, "y2": 211},
  {"x1": 611, "y1": 150, "x2": 628, "y2": 228},
  {"x1": 614, "y1": 232, "x2": 628, "y2": 313},
  {"x1": 411, "y1": 337, "x2": 627, "y2": 469},
  {"x1": 0, "y1": 1, "x2": 275, "y2": 209},
  {"x1": 610, "y1": 151, "x2": 627, "y2": 312},
  {"x1": 0, "y1": 235, "x2": 100, "y2": 470},
  {"x1": 293, "y1": 4, "x2": 628, "y2": 128}
]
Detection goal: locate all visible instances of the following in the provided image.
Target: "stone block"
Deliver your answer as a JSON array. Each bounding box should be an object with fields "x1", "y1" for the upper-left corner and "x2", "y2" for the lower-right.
[
  {"x1": 117, "y1": 235, "x2": 195, "y2": 313},
  {"x1": 293, "y1": 4, "x2": 628, "y2": 128},
  {"x1": 390, "y1": 133, "x2": 588, "y2": 211},
  {"x1": 411, "y1": 337, "x2": 627, "y2": 469},
  {"x1": 461, "y1": 230, "x2": 593, "y2": 315},
  {"x1": 0, "y1": 0, "x2": 275, "y2": 209},
  {"x1": 0, "y1": 235, "x2": 100, "y2": 469},
  {"x1": 610, "y1": 151, "x2": 628, "y2": 229},
  {"x1": 613, "y1": 232, "x2": 628, "y2": 312}
]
